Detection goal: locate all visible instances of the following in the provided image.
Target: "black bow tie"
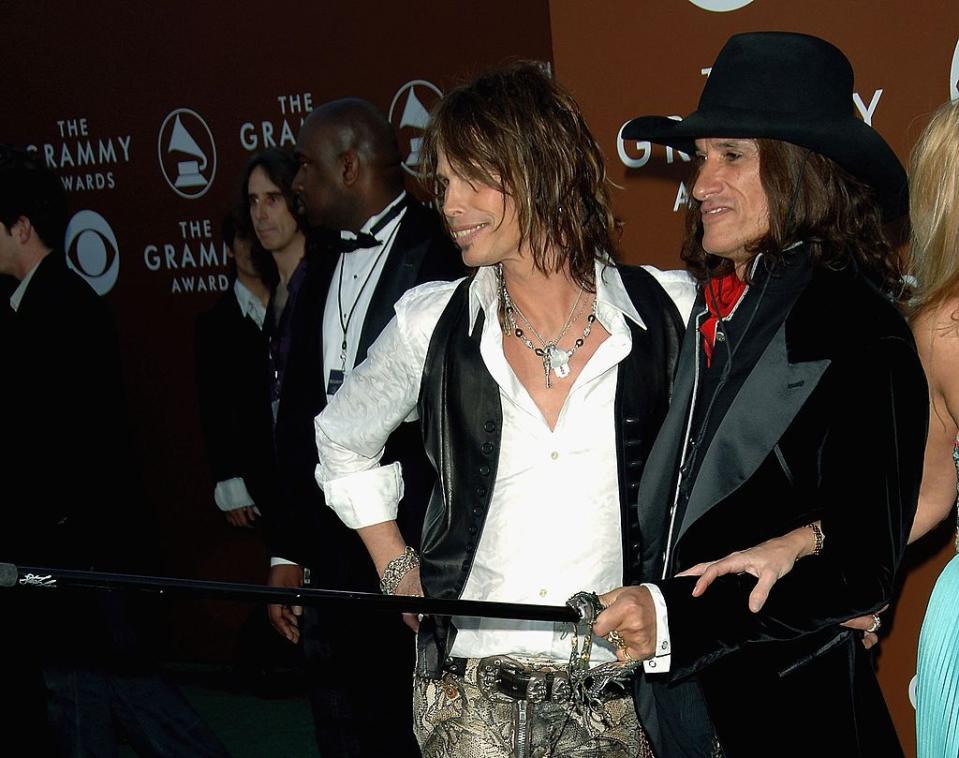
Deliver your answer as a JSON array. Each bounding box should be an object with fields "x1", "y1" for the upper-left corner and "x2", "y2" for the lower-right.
[
  {"x1": 334, "y1": 197, "x2": 407, "y2": 253},
  {"x1": 335, "y1": 232, "x2": 379, "y2": 253}
]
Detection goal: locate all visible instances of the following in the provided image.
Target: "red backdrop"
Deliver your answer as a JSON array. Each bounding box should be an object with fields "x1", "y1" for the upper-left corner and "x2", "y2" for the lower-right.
[
  {"x1": 4, "y1": 0, "x2": 552, "y2": 659},
  {"x1": 6, "y1": 1, "x2": 957, "y2": 752}
]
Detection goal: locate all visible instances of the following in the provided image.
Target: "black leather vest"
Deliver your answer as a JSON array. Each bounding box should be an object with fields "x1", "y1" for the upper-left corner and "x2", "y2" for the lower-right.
[{"x1": 415, "y1": 265, "x2": 683, "y2": 676}]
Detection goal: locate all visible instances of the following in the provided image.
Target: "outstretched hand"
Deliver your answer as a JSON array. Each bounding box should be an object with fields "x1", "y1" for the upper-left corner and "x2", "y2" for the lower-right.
[{"x1": 677, "y1": 525, "x2": 816, "y2": 612}]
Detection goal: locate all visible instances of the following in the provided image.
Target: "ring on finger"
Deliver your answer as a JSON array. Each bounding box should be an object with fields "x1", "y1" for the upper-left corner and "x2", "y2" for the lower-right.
[
  {"x1": 605, "y1": 630, "x2": 627, "y2": 649},
  {"x1": 866, "y1": 613, "x2": 881, "y2": 634}
]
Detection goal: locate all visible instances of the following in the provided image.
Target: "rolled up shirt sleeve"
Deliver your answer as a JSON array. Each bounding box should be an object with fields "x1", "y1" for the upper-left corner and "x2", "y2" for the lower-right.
[
  {"x1": 318, "y1": 461, "x2": 405, "y2": 528},
  {"x1": 315, "y1": 279, "x2": 461, "y2": 530}
]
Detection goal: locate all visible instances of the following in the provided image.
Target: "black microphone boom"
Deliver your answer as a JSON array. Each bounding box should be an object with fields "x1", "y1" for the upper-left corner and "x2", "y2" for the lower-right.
[{"x1": 3, "y1": 563, "x2": 582, "y2": 624}]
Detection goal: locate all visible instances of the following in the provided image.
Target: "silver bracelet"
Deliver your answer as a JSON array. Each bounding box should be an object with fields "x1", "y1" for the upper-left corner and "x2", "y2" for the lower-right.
[
  {"x1": 804, "y1": 521, "x2": 824, "y2": 556},
  {"x1": 379, "y1": 546, "x2": 420, "y2": 595}
]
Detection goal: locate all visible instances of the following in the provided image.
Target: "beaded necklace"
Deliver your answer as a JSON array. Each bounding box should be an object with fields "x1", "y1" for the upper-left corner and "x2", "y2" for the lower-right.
[{"x1": 499, "y1": 264, "x2": 597, "y2": 389}]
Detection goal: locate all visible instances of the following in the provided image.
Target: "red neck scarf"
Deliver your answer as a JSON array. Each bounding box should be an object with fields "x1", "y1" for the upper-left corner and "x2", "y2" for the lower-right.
[{"x1": 699, "y1": 272, "x2": 748, "y2": 367}]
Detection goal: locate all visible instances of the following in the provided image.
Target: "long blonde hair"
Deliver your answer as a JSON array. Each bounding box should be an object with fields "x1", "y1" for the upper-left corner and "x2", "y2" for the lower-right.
[{"x1": 909, "y1": 99, "x2": 959, "y2": 318}]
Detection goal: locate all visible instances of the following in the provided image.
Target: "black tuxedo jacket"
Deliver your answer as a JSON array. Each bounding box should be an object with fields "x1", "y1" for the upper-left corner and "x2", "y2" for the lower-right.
[
  {"x1": 265, "y1": 199, "x2": 463, "y2": 590},
  {"x1": 635, "y1": 261, "x2": 927, "y2": 757},
  {"x1": 195, "y1": 286, "x2": 276, "y2": 514}
]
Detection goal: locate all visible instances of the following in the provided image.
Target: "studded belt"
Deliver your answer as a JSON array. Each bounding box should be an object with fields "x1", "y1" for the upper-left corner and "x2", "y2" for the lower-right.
[{"x1": 446, "y1": 656, "x2": 630, "y2": 704}]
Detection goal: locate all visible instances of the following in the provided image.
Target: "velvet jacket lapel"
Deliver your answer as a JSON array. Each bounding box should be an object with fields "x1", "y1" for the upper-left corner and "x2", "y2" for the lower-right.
[
  {"x1": 676, "y1": 320, "x2": 830, "y2": 545},
  {"x1": 639, "y1": 264, "x2": 843, "y2": 574}
]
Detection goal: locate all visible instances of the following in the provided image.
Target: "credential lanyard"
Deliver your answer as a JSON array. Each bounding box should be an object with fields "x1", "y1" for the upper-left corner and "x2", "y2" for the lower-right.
[{"x1": 335, "y1": 218, "x2": 402, "y2": 371}]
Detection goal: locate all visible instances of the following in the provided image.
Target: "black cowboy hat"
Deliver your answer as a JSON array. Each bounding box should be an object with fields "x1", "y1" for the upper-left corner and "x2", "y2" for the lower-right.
[{"x1": 622, "y1": 32, "x2": 907, "y2": 219}]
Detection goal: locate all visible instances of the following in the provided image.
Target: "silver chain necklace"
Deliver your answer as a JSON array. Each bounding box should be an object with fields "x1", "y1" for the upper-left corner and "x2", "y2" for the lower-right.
[{"x1": 499, "y1": 266, "x2": 596, "y2": 389}]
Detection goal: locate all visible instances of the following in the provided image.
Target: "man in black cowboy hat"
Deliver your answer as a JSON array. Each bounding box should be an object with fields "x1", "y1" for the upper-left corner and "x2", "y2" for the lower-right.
[{"x1": 594, "y1": 32, "x2": 927, "y2": 757}]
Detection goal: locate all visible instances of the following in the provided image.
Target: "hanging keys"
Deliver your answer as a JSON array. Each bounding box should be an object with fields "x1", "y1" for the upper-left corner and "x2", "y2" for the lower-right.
[{"x1": 548, "y1": 345, "x2": 571, "y2": 378}]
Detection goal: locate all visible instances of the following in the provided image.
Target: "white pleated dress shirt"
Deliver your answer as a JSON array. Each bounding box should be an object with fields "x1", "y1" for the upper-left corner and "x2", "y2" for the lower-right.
[
  {"x1": 320, "y1": 192, "x2": 406, "y2": 401},
  {"x1": 272, "y1": 192, "x2": 406, "y2": 566},
  {"x1": 315, "y1": 261, "x2": 695, "y2": 665}
]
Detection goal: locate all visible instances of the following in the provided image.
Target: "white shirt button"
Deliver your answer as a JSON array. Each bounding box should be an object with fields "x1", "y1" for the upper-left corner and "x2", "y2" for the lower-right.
[
  {"x1": 539, "y1": 588, "x2": 548, "y2": 598},
  {"x1": 550, "y1": 451, "x2": 559, "y2": 460}
]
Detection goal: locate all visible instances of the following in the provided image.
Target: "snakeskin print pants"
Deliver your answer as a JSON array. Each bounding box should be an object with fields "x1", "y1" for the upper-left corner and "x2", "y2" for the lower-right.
[{"x1": 413, "y1": 657, "x2": 654, "y2": 758}]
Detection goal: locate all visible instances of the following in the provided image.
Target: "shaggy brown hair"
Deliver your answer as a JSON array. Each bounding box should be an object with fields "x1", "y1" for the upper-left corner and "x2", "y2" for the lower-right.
[
  {"x1": 419, "y1": 61, "x2": 618, "y2": 291},
  {"x1": 681, "y1": 139, "x2": 907, "y2": 302}
]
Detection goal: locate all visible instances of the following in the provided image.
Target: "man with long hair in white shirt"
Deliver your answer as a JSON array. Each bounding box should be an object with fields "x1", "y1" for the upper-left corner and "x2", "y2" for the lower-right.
[{"x1": 313, "y1": 62, "x2": 695, "y2": 757}]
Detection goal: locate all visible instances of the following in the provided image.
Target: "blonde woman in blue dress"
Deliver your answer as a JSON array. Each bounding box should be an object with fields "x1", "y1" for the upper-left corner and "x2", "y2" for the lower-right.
[{"x1": 910, "y1": 97, "x2": 959, "y2": 758}]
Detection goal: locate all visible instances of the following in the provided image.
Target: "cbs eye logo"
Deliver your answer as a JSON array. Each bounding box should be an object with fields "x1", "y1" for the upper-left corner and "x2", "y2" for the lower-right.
[{"x1": 64, "y1": 210, "x2": 119, "y2": 295}]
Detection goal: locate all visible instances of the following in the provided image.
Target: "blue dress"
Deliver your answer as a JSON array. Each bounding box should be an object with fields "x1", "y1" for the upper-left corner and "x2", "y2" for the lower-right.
[{"x1": 916, "y1": 447, "x2": 959, "y2": 757}]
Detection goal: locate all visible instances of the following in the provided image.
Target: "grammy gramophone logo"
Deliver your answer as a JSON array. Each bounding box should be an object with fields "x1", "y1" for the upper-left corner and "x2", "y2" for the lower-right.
[
  {"x1": 157, "y1": 108, "x2": 217, "y2": 199},
  {"x1": 388, "y1": 80, "x2": 443, "y2": 176}
]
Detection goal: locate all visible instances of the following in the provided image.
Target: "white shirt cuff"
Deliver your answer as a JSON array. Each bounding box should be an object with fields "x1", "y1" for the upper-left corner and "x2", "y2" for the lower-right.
[
  {"x1": 640, "y1": 582, "x2": 671, "y2": 674},
  {"x1": 270, "y1": 557, "x2": 298, "y2": 567},
  {"x1": 214, "y1": 478, "x2": 255, "y2": 511},
  {"x1": 317, "y1": 461, "x2": 404, "y2": 529}
]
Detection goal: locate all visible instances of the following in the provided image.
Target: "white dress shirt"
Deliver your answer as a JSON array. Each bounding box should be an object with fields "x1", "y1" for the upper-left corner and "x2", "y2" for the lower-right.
[
  {"x1": 233, "y1": 278, "x2": 267, "y2": 330},
  {"x1": 9, "y1": 258, "x2": 43, "y2": 312},
  {"x1": 321, "y1": 192, "x2": 407, "y2": 401},
  {"x1": 272, "y1": 192, "x2": 407, "y2": 565},
  {"x1": 315, "y1": 261, "x2": 695, "y2": 665}
]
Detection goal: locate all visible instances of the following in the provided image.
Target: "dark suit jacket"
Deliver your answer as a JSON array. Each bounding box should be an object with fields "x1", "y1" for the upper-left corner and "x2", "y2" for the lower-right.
[
  {"x1": 264, "y1": 199, "x2": 463, "y2": 591},
  {"x1": 3, "y1": 254, "x2": 138, "y2": 570},
  {"x1": 195, "y1": 286, "x2": 276, "y2": 514},
  {"x1": 635, "y1": 260, "x2": 927, "y2": 757},
  {"x1": 3, "y1": 254, "x2": 152, "y2": 662}
]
